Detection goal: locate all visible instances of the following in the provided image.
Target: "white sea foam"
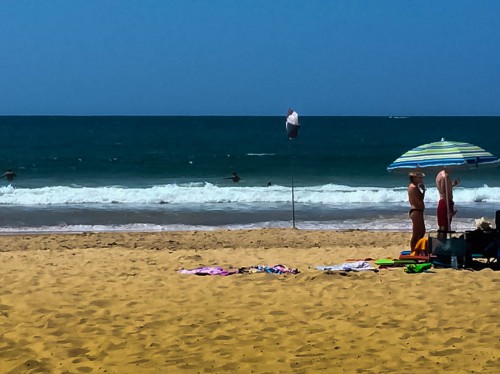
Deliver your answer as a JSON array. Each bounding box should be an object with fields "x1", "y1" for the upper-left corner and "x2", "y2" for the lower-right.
[
  {"x1": 0, "y1": 217, "x2": 481, "y2": 234},
  {"x1": 1, "y1": 183, "x2": 499, "y2": 206},
  {"x1": 0, "y1": 182, "x2": 494, "y2": 233}
]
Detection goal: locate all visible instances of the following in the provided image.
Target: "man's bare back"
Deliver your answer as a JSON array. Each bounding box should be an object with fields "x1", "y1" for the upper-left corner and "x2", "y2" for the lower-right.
[{"x1": 436, "y1": 169, "x2": 460, "y2": 200}]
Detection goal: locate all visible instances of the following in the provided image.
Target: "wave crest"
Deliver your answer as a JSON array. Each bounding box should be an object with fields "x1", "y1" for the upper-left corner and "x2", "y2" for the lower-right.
[{"x1": 1, "y1": 183, "x2": 499, "y2": 206}]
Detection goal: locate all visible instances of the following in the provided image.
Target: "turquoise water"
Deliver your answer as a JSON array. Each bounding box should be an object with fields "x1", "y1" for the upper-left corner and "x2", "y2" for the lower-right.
[{"x1": 0, "y1": 116, "x2": 499, "y2": 232}]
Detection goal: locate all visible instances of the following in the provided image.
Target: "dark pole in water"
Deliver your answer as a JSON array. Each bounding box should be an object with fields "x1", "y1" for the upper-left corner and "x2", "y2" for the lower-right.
[
  {"x1": 289, "y1": 140, "x2": 296, "y2": 229},
  {"x1": 285, "y1": 108, "x2": 300, "y2": 229},
  {"x1": 291, "y1": 175, "x2": 296, "y2": 228}
]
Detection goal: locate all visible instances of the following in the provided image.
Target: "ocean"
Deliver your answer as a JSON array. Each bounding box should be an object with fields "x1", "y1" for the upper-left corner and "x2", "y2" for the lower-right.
[{"x1": 1, "y1": 116, "x2": 499, "y2": 233}]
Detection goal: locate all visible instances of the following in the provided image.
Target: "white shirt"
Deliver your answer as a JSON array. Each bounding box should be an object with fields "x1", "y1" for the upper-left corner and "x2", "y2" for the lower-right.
[{"x1": 286, "y1": 111, "x2": 299, "y2": 126}]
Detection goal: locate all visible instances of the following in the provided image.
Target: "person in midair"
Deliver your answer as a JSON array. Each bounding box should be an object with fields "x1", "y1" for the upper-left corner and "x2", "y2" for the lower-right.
[{"x1": 285, "y1": 108, "x2": 300, "y2": 139}]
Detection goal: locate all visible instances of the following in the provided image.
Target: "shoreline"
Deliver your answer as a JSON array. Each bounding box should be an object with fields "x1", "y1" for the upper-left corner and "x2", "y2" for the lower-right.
[
  {"x1": 0, "y1": 229, "x2": 411, "y2": 253},
  {"x1": 0, "y1": 213, "x2": 490, "y2": 234},
  {"x1": 0, "y1": 227, "x2": 414, "y2": 235},
  {"x1": 1, "y1": 229, "x2": 500, "y2": 373}
]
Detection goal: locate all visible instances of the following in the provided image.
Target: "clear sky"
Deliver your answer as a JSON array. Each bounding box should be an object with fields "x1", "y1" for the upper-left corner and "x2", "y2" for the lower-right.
[{"x1": 1, "y1": 1, "x2": 499, "y2": 116}]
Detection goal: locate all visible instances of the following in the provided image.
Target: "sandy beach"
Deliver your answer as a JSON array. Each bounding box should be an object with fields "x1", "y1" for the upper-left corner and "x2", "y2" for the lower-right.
[{"x1": 1, "y1": 229, "x2": 500, "y2": 373}]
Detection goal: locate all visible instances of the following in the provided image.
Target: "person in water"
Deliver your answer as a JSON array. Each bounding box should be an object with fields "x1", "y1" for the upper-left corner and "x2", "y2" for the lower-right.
[
  {"x1": 408, "y1": 171, "x2": 426, "y2": 251},
  {"x1": 226, "y1": 172, "x2": 241, "y2": 183},
  {"x1": 1, "y1": 169, "x2": 16, "y2": 182}
]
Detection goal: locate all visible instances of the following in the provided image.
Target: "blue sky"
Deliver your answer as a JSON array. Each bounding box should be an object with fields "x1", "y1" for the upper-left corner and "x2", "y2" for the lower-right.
[{"x1": 1, "y1": 1, "x2": 499, "y2": 116}]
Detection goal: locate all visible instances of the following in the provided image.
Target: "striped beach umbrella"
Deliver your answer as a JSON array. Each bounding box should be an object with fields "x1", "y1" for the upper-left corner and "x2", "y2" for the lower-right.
[
  {"x1": 387, "y1": 138, "x2": 500, "y2": 172},
  {"x1": 388, "y1": 139, "x2": 499, "y2": 233}
]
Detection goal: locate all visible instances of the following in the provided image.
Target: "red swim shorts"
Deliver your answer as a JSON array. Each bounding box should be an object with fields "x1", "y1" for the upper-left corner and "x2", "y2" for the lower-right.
[{"x1": 437, "y1": 198, "x2": 454, "y2": 231}]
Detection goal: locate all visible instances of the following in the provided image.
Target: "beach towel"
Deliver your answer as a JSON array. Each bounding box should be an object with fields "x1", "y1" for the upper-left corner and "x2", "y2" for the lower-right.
[
  {"x1": 239, "y1": 264, "x2": 300, "y2": 275},
  {"x1": 316, "y1": 261, "x2": 377, "y2": 272},
  {"x1": 178, "y1": 267, "x2": 238, "y2": 276},
  {"x1": 179, "y1": 265, "x2": 300, "y2": 276}
]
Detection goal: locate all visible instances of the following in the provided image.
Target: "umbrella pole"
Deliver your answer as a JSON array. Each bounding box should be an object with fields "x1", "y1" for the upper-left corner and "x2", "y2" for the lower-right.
[
  {"x1": 291, "y1": 175, "x2": 296, "y2": 229},
  {"x1": 445, "y1": 172, "x2": 451, "y2": 232},
  {"x1": 289, "y1": 140, "x2": 296, "y2": 229}
]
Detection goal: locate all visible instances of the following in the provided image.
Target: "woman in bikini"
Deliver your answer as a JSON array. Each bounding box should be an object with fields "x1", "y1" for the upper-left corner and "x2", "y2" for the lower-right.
[{"x1": 408, "y1": 172, "x2": 426, "y2": 251}]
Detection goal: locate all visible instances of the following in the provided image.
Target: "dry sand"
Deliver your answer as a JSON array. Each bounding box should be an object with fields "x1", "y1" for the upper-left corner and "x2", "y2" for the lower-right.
[{"x1": 1, "y1": 229, "x2": 499, "y2": 373}]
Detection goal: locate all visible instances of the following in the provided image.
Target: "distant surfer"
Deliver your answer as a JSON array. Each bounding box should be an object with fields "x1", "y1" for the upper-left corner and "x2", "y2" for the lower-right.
[
  {"x1": 225, "y1": 172, "x2": 241, "y2": 183},
  {"x1": 286, "y1": 108, "x2": 300, "y2": 139},
  {"x1": 1, "y1": 169, "x2": 16, "y2": 182}
]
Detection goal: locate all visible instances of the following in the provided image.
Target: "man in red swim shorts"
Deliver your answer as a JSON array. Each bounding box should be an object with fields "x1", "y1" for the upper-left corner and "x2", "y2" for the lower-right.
[{"x1": 435, "y1": 169, "x2": 460, "y2": 232}]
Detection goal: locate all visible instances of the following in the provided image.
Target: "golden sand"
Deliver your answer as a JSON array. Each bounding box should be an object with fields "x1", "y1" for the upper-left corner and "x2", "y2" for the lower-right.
[{"x1": 1, "y1": 229, "x2": 499, "y2": 373}]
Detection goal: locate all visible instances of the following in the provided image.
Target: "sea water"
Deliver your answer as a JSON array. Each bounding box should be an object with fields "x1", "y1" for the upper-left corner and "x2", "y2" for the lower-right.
[{"x1": 0, "y1": 116, "x2": 499, "y2": 233}]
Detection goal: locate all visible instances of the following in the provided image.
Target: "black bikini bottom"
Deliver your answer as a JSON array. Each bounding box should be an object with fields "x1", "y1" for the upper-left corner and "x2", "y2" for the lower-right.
[{"x1": 409, "y1": 208, "x2": 424, "y2": 216}]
